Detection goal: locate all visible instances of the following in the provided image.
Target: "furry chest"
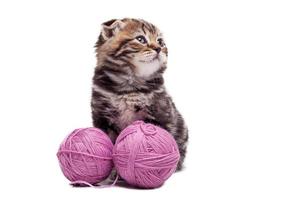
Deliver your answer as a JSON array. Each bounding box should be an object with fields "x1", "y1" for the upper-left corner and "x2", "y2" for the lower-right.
[{"x1": 115, "y1": 93, "x2": 151, "y2": 129}]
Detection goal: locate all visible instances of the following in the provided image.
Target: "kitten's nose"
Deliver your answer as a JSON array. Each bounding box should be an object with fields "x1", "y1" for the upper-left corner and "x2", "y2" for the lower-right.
[{"x1": 153, "y1": 47, "x2": 161, "y2": 54}]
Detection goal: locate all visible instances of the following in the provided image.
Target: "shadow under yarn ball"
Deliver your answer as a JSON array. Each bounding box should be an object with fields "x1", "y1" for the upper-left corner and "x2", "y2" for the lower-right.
[
  {"x1": 113, "y1": 121, "x2": 180, "y2": 189},
  {"x1": 57, "y1": 128, "x2": 114, "y2": 185}
]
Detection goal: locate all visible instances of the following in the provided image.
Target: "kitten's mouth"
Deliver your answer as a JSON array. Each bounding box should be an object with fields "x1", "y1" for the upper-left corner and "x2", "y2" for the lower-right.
[{"x1": 139, "y1": 55, "x2": 159, "y2": 63}]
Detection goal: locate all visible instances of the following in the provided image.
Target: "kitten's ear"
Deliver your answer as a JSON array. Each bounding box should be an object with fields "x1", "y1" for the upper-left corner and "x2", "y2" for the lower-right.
[{"x1": 101, "y1": 19, "x2": 125, "y2": 40}]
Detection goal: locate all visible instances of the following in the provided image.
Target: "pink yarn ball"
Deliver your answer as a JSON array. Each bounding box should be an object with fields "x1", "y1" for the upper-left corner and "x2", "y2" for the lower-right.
[
  {"x1": 57, "y1": 128, "x2": 113, "y2": 185},
  {"x1": 113, "y1": 121, "x2": 180, "y2": 188}
]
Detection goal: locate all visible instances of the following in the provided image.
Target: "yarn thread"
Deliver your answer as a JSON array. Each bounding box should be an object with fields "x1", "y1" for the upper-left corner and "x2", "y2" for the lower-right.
[
  {"x1": 57, "y1": 128, "x2": 114, "y2": 185},
  {"x1": 113, "y1": 121, "x2": 180, "y2": 188},
  {"x1": 70, "y1": 174, "x2": 119, "y2": 188}
]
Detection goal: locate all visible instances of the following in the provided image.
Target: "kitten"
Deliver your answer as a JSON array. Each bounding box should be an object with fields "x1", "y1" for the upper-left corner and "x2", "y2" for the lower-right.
[{"x1": 91, "y1": 18, "x2": 188, "y2": 170}]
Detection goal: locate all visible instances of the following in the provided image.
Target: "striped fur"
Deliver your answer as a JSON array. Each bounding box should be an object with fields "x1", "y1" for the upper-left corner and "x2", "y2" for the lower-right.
[{"x1": 91, "y1": 18, "x2": 188, "y2": 170}]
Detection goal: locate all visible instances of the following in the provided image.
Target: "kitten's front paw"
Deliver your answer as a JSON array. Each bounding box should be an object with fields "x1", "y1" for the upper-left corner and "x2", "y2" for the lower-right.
[
  {"x1": 176, "y1": 160, "x2": 183, "y2": 171},
  {"x1": 106, "y1": 168, "x2": 124, "y2": 184},
  {"x1": 108, "y1": 169, "x2": 118, "y2": 182}
]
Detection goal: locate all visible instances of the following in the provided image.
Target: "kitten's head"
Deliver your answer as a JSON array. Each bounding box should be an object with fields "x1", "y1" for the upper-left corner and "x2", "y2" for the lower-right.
[{"x1": 95, "y1": 18, "x2": 168, "y2": 77}]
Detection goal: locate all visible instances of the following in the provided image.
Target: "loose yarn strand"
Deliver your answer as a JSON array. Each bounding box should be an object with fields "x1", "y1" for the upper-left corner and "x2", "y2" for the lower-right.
[{"x1": 70, "y1": 174, "x2": 119, "y2": 188}]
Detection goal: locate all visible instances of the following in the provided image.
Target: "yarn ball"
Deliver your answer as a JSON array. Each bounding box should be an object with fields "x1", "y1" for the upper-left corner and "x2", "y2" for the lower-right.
[
  {"x1": 113, "y1": 121, "x2": 180, "y2": 188},
  {"x1": 57, "y1": 128, "x2": 113, "y2": 185}
]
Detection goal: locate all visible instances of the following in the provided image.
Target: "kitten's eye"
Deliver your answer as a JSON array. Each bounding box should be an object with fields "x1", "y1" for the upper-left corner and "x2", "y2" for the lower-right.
[
  {"x1": 157, "y1": 38, "x2": 165, "y2": 47},
  {"x1": 136, "y1": 35, "x2": 147, "y2": 44}
]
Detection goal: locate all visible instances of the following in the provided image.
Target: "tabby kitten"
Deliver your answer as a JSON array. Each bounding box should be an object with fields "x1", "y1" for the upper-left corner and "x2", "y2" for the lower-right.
[{"x1": 91, "y1": 18, "x2": 188, "y2": 170}]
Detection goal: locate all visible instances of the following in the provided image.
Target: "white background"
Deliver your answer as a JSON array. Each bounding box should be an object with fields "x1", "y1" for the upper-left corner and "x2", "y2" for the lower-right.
[{"x1": 0, "y1": 0, "x2": 299, "y2": 199}]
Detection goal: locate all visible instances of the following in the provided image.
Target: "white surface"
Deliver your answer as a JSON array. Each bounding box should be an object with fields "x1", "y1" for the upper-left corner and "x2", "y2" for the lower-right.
[{"x1": 0, "y1": 0, "x2": 299, "y2": 199}]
